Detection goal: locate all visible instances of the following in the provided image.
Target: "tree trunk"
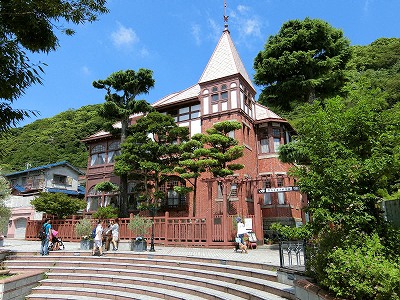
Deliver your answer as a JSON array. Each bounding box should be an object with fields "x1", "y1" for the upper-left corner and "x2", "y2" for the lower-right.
[
  {"x1": 192, "y1": 178, "x2": 198, "y2": 217},
  {"x1": 119, "y1": 117, "x2": 129, "y2": 218},
  {"x1": 119, "y1": 173, "x2": 129, "y2": 218}
]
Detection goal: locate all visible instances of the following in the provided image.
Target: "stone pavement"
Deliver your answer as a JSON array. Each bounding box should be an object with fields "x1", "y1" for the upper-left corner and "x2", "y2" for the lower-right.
[{"x1": 1, "y1": 238, "x2": 281, "y2": 267}]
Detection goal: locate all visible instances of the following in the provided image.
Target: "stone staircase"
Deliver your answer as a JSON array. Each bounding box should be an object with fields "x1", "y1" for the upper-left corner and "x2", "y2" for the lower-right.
[{"x1": 4, "y1": 251, "x2": 295, "y2": 299}]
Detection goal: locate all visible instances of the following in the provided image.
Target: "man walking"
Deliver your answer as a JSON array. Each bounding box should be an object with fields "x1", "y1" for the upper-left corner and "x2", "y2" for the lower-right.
[
  {"x1": 40, "y1": 219, "x2": 52, "y2": 256},
  {"x1": 92, "y1": 220, "x2": 104, "y2": 256}
]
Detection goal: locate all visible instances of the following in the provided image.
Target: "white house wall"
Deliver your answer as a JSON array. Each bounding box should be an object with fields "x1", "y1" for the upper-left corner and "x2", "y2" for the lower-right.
[
  {"x1": 45, "y1": 166, "x2": 79, "y2": 191},
  {"x1": 191, "y1": 119, "x2": 202, "y2": 136}
]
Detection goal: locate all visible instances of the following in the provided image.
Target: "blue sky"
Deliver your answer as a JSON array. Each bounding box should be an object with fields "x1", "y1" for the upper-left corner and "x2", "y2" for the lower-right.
[{"x1": 14, "y1": 0, "x2": 400, "y2": 126}]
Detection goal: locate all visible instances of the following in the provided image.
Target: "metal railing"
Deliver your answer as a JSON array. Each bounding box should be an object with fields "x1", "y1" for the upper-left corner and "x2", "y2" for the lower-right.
[{"x1": 279, "y1": 240, "x2": 306, "y2": 272}]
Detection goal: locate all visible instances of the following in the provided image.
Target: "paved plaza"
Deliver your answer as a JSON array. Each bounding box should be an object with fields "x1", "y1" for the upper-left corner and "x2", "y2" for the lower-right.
[{"x1": 1, "y1": 238, "x2": 281, "y2": 267}]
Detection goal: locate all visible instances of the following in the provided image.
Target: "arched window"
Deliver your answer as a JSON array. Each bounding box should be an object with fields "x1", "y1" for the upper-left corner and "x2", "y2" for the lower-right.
[
  {"x1": 108, "y1": 141, "x2": 121, "y2": 163},
  {"x1": 159, "y1": 176, "x2": 187, "y2": 208},
  {"x1": 90, "y1": 144, "x2": 106, "y2": 166},
  {"x1": 87, "y1": 186, "x2": 102, "y2": 211}
]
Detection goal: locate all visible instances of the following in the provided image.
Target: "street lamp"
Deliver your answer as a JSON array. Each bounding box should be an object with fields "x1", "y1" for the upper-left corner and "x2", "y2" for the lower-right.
[{"x1": 149, "y1": 200, "x2": 160, "y2": 252}]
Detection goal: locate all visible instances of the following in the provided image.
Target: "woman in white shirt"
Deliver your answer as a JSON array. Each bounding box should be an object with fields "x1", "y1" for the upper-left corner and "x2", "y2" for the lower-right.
[
  {"x1": 111, "y1": 218, "x2": 119, "y2": 251},
  {"x1": 236, "y1": 218, "x2": 247, "y2": 244}
]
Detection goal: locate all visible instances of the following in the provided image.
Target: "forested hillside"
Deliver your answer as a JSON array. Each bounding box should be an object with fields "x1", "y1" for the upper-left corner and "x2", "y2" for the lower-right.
[
  {"x1": 349, "y1": 38, "x2": 400, "y2": 106},
  {"x1": 0, "y1": 104, "x2": 105, "y2": 173}
]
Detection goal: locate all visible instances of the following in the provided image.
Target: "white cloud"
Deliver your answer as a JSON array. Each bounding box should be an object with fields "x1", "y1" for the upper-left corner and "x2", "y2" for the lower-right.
[
  {"x1": 191, "y1": 24, "x2": 202, "y2": 45},
  {"x1": 237, "y1": 5, "x2": 249, "y2": 14},
  {"x1": 208, "y1": 19, "x2": 221, "y2": 42},
  {"x1": 140, "y1": 47, "x2": 149, "y2": 57},
  {"x1": 363, "y1": 0, "x2": 372, "y2": 14},
  {"x1": 242, "y1": 18, "x2": 262, "y2": 37},
  {"x1": 230, "y1": 5, "x2": 263, "y2": 40},
  {"x1": 81, "y1": 66, "x2": 91, "y2": 76},
  {"x1": 111, "y1": 22, "x2": 139, "y2": 48}
]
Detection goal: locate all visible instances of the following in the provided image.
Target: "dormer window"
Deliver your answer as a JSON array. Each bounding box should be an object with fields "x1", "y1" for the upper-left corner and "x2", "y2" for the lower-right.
[
  {"x1": 108, "y1": 141, "x2": 121, "y2": 163},
  {"x1": 211, "y1": 84, "x2": 230, "y2": 102},
  {"x1": 168, "y1": 104, "x2": 201, "y2": 122},
  {"x1": 90, "y1": 144, "x2": 106, "y2": 166}
]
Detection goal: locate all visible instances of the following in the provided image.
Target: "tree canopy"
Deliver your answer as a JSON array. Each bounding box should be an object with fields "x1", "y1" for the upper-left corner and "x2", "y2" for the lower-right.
[
  {"x1": 93, "y1": 69, "x2": 155, "y2": 217},
  {"x1": 0, "y1": 0, "x2": 108, "y2": 132},
  {"x1": 174, "y1": 120, "x2": 244, "y2": 216},
  {"x1": 278, "y1": 80, "x2": 400, "y2": 298},
  {"x1": 174, "y1": 136, "x2": 212, "y2": 217},
  {"x1": 93, "y1": 69, "x2": 155, "y2": 140},
  {"x1": 31, "y1": 192, "x2": 87, "y2": 219},
  {"x1": 115, "y1": 111, "x2": 189, "y2": 208},
  {"x1": 348, "y1": 38, "x2": 400, "y2": 107},
  {"x1": 201, "y1": 121, "x2": 244, "y2": 178},
  {"x1": 254, "y1": 17, "x2": 351, "y2": 114}
]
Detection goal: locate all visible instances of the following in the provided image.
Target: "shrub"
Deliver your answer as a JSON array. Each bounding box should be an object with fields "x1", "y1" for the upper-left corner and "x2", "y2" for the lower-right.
[
  {"x1": 127, "y1": 215, "x2": 152, "y2": 238},
  {"x1": 92, "y1": 206, "x2": 118, "y2": 220},
  {"x1": 310, "y1": 232, "x2": 400, "y2": 300},
  {"x1": 75, "y1": 218, "x2": 94, "y2": 240},
  {"x1": 270, "y1": 222, "x2": 311, "y2": 240}
]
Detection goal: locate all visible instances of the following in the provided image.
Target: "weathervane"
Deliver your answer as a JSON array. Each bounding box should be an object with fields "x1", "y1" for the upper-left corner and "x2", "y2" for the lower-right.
[{"x1": 224, "y1": 0, "x2": 229, "y2": 30}]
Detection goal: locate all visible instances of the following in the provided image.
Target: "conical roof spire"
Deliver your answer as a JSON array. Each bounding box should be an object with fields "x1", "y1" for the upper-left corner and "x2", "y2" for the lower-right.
[{"x1": 198, "y1": 29, "x2": 255, "y2": 91}]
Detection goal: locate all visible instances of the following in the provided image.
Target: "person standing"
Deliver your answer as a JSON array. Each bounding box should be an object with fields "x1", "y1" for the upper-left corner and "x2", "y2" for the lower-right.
[
  {"x1": 103, "y1": 220, "x2": 112, "y2": 251},
  {"x1": 236, "y1": 218, "x2": 247, "y2": 244},
  {"x1": 111, "y1": 218, "x2": 119, "y2": 251},
  {"x1": 40, "y1": 219, "x2": 52, "y2": 256},
  {"x1": 92, "y1": 220, "x2": 104, "y2": 256}
]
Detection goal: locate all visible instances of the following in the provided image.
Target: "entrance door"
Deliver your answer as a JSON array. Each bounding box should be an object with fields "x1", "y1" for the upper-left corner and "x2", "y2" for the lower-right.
[{"x1": 14, "y1": 218, "x2": 27, "y2": 239}]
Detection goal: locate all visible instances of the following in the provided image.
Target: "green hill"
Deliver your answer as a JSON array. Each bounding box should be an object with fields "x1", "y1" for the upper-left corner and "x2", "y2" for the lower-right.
[{"x1": 0, "y1": 104, "x2": 104, "y2": 173}]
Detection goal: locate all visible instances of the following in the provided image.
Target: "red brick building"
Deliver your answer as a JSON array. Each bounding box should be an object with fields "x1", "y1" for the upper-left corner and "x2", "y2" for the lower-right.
[{"x1": 82, "y1": 26, "x2": 305, "y2": 245}]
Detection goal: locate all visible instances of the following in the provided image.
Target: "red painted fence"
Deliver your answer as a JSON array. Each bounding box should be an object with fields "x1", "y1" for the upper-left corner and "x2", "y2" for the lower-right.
[{"x1": 26, "y1": 213, "x2": 255, "y2": 248}]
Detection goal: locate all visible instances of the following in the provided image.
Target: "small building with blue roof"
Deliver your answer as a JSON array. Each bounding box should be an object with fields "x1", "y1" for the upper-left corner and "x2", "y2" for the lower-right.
[{"x1": 3, "y1": 161, "x2": 85, "y2": 238}]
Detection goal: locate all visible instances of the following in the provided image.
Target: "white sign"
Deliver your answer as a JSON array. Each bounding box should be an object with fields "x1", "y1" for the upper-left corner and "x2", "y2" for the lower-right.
[
  {"x1": 257, "y1": 186, "x2": 300, "y2": 194},
  {"x1": 244, "y1": 218, "x2": 253, "y2": 231}
]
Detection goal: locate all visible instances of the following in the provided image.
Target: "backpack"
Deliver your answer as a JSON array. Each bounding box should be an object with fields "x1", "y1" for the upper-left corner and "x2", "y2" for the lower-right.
[
  {"x1": 38, "y1": 225, "x2": 47, "y2": 240},
  {"x1": 91, "y1": 227, "x2": 97, "y2": 239}
]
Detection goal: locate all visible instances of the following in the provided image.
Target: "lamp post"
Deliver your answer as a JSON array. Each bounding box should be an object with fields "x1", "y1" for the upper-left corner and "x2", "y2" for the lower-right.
[{"x1": 149, "y1": 200, "x2": 160, "y2": 252}]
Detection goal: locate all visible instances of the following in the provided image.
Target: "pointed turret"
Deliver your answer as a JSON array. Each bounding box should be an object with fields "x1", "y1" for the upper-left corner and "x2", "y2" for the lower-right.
[{"x1": 198, "y1": 29, "x2": 255, "y2": 92}]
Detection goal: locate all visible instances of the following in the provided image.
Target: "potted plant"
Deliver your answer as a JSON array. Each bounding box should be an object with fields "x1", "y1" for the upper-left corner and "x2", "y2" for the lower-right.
[
  {"x1": 127, "y1": 214, "x2": 152, "y2": 252},
  {"x1": 75, "y1": 218, "x2": 94, "y2": 250}
]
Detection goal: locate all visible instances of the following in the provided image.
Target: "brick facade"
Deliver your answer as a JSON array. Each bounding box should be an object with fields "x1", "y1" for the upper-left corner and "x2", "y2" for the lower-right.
[{"x1": 82, "y1": 28, "x2": 305, "y2": 243}]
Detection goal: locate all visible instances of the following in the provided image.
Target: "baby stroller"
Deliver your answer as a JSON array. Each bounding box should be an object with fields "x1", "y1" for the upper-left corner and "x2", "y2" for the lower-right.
[
  {"x1": 247, "y1": 231, "x2": 257, "y2": 249},
  {"x1": 48, "y1": 229, "x2": 65, "y2": 251}
]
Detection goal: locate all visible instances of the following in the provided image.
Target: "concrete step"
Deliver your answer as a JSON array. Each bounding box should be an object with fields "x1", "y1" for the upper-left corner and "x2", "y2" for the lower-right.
[
  {"x1": 26, "y1": 295, "x2": 108, "y2": 300},
  {"x1": 9, "y1": 250, "x2": 278, "y2": 272},
  {"x1": 6, "y1": 263, "x2": 293, "y2": 299},
  {"x1": 40, "y1": 278, "x2": 251, "y2": 300},
  {"x1": 5, "y1": 252, "x2": 295, "y2": 300},
  {"x1": 45, "y1": 272, "x2": 292, "y2": 300},
  {"x1": 28, "y1": 285, "x2": 206, "y2": 300},
  {"x1": 6, "y1": 254, "x2": 278, "y2": 281}
]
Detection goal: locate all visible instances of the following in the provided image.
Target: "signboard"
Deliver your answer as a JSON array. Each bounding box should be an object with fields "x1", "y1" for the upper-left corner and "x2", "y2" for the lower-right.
[
  {"x1": 244, "y1": 218, "x2": 253, "y2": 231},
  {"x1": 257, "y1": 186, "x2": 300, "y2": 194}
]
